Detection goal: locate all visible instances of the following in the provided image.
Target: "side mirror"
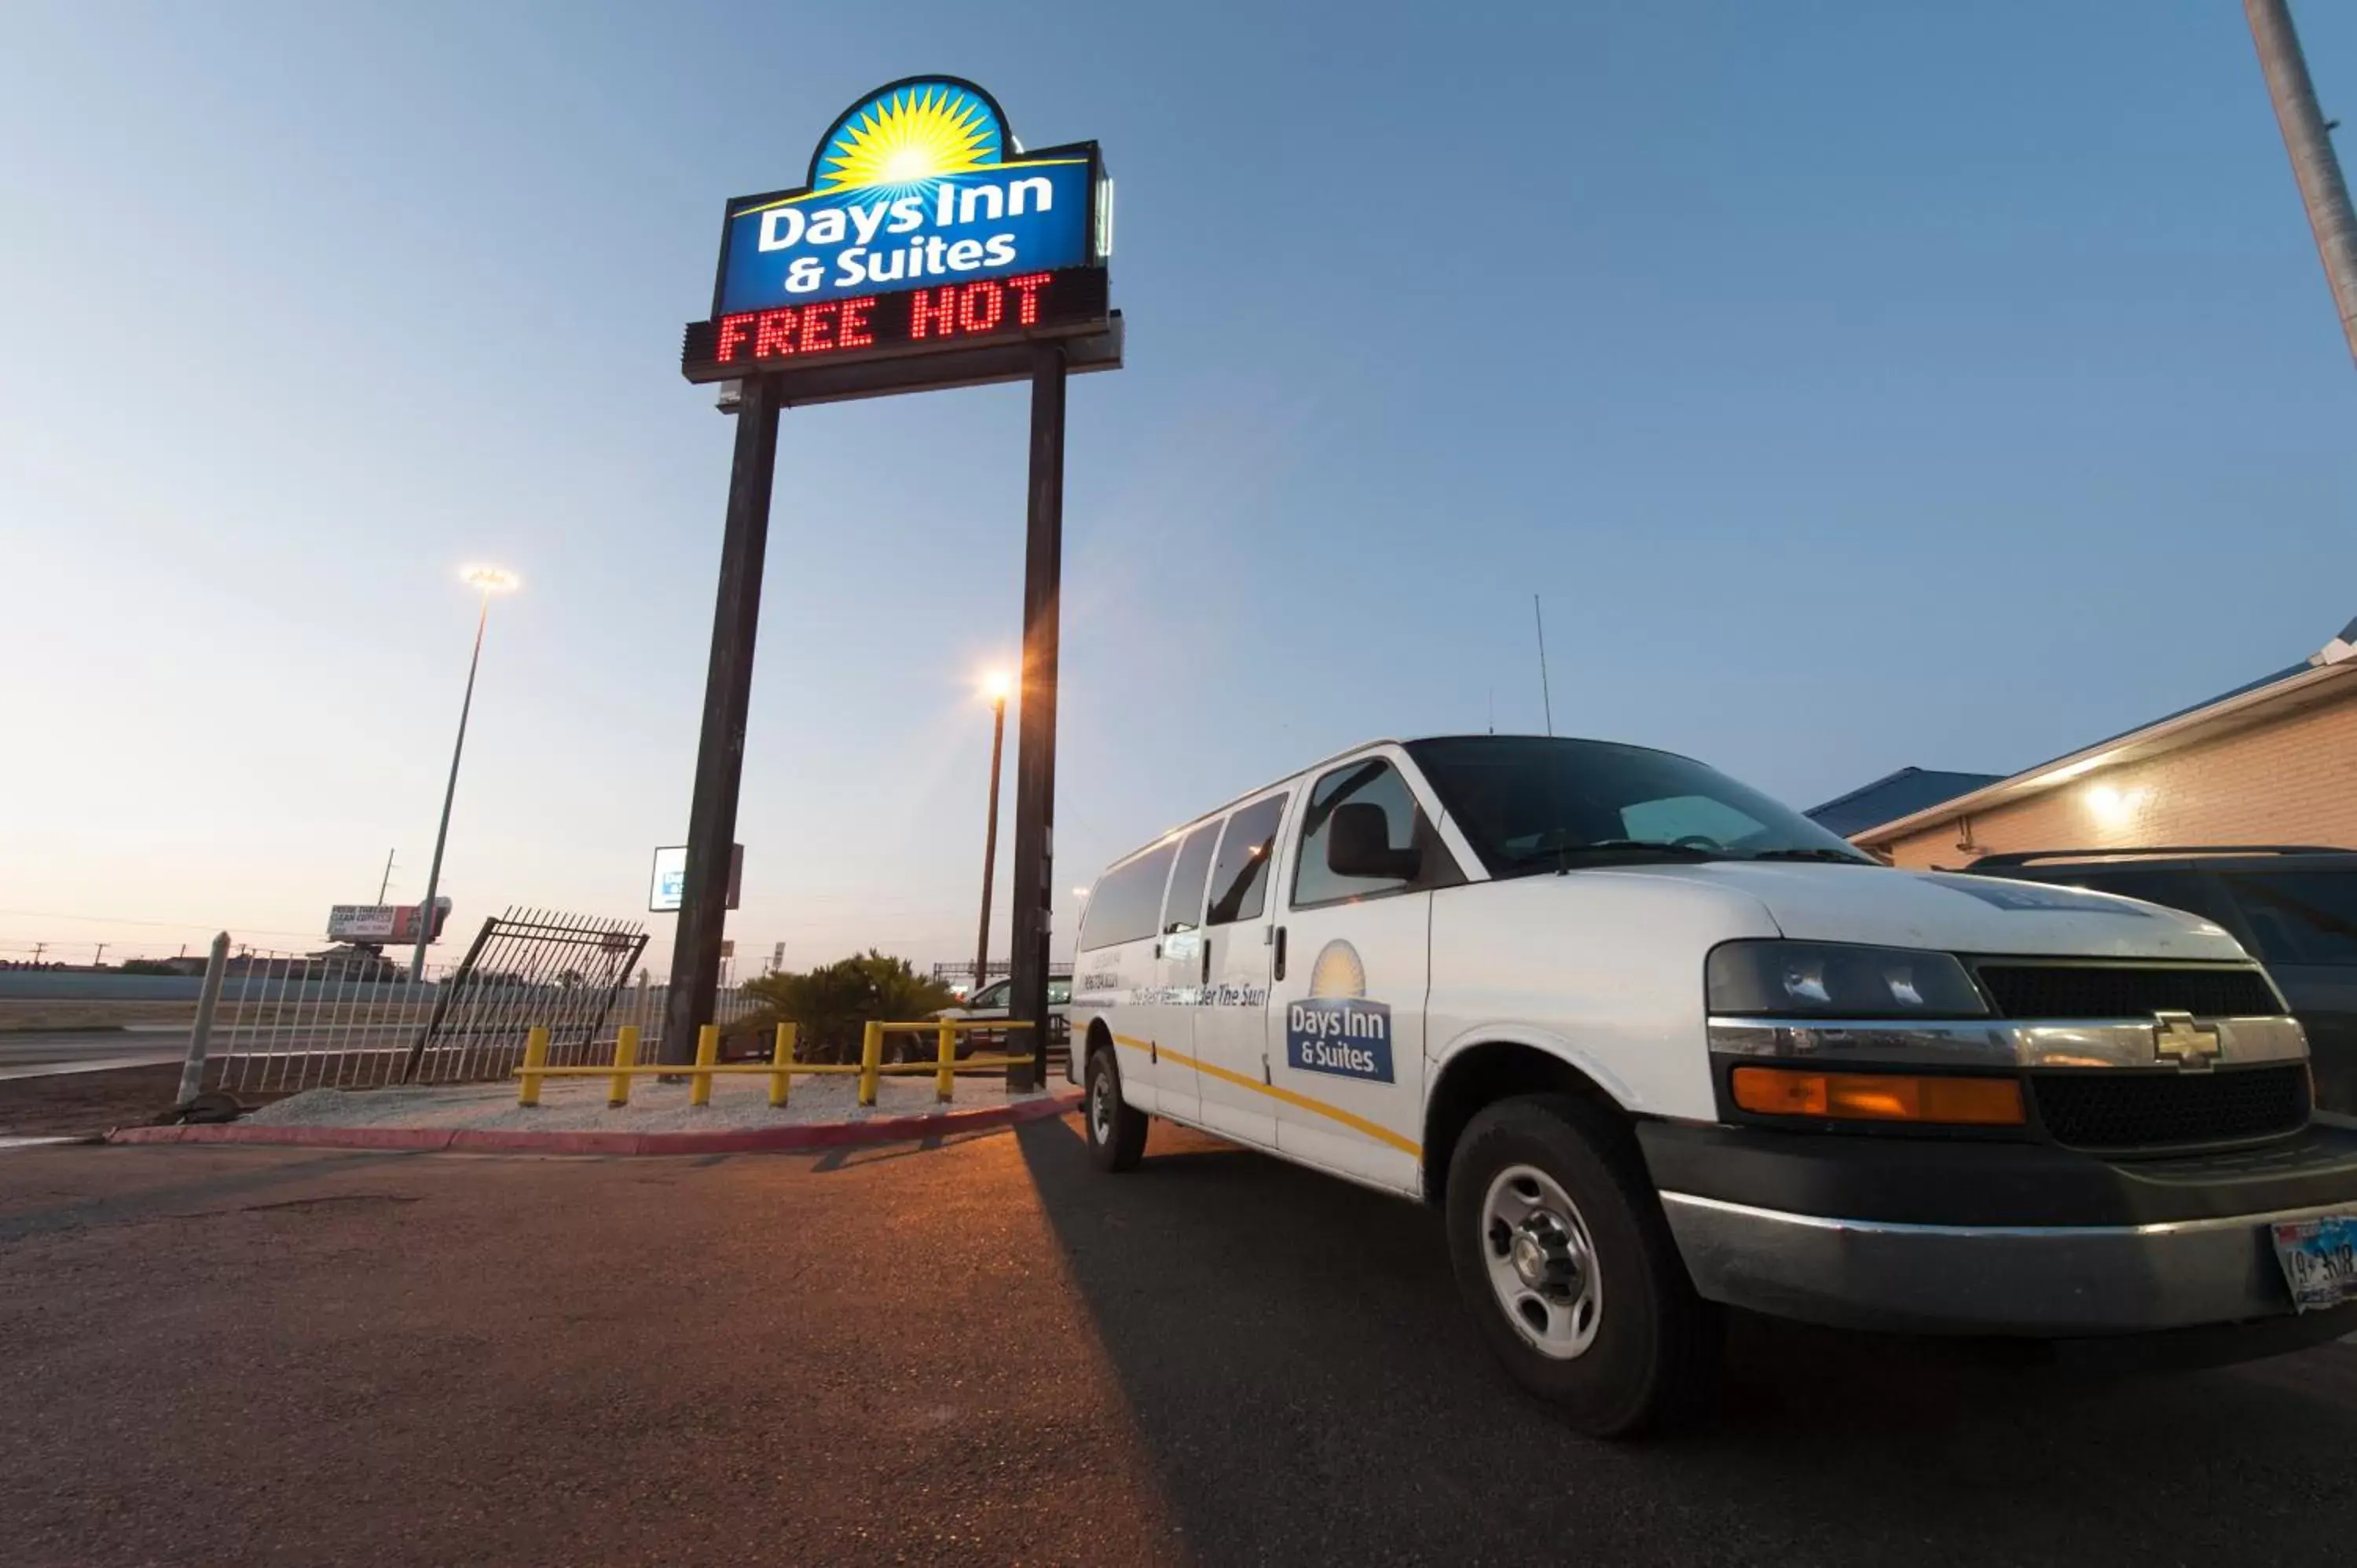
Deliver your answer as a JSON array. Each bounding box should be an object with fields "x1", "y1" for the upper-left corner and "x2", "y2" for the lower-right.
[{"x1": 1328, "y1": 802, "x2": 1422, "y2": 881}]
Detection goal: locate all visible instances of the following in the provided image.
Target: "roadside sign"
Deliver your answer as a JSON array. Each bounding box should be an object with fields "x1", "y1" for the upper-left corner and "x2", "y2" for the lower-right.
[
  {"x1": 650, "y1": 844, "x2": 741, "y2": 913},
  {"x1": 679, "y1": 76, "x2": 1116, "y2": 394},
  {"x1": 328, "y1": 899, "x2": 451, "y2": 943}
]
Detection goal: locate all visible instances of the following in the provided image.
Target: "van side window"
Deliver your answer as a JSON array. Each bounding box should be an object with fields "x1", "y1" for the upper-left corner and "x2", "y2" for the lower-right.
[
  {"x1": 1292, "y1": 758, "x2": 1447, "y2": 908},
  {"x1": 1161, "y1": 821, "x2": 1221, "y2": 935},
  {"x1": 1205, "y1": 795, "x2": 1287, "y2": 927},
  {"x1": 1079, "y1": 841, "x2": 1178, "y2": 951}
]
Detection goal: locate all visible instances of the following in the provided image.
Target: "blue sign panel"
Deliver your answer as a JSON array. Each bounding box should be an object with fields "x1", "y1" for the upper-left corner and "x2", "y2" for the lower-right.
[
  {"x1": 1286, "y1": 998, "x2": 1396, "y2": 1083},
  {"x1": 715, "y1": 79, "x2": 1098, "y2": 315}
]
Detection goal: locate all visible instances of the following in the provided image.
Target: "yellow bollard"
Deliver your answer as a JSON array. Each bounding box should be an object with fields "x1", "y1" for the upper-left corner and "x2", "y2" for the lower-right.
[
  {"x1": 936, "y1": 1019, "x2": 957, "y2": 1103},
  {"x1": 691, "y1": 1024, "x2": 719, "y2": 1107},
  {"x1": 518, "y1": 1024, "x2": 550, "y2": 1107},
  {"x1": 859, "y1": 1020, "x2": 883, "y2": 1107},
  {"x1": 609, "y1": 1024, "x2": 638, "y2": 1108},
  {"x1": 769, "y1": 1022, "x2": 797, "y2": 1108}
]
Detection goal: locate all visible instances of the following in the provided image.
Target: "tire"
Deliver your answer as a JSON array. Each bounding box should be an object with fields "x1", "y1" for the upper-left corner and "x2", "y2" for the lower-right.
[
  {"x1": 1083, "y1": 1045, "x2": 1148, "y2": 1173},
  {"x1": 1445, "y1": 1093, "x2": 1721, "y2": 1437}
]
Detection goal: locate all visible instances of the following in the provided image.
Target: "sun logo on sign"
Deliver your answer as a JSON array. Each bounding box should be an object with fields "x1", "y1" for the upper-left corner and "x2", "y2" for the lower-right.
[
  {"x1": 1307, "y1": 940, "x2": 1368, "y2": 1001},
  {"x1": 816, "y1": 82, "x2": 1001, "y2": 195}
]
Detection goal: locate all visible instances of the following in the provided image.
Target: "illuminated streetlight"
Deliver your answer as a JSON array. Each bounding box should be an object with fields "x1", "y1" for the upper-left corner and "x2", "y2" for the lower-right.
[
  {"x1": 462, "y1": 563, "x2": 521, "y2": 595},
  {"x1": 972, "y1": 668, "x2": 1012, "y2": 998},
  {"x1": 409, "y1": 563, "x2": 521, "y2": 987}
]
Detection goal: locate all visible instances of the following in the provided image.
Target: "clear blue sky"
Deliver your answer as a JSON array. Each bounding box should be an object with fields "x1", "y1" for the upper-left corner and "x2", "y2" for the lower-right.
[{"x1": 3, "y1": 1, "x2": 2353, "y2": 973}]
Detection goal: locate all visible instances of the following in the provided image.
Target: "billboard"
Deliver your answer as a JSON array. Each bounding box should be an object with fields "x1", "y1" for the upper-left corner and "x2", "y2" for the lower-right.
[
  {"x1": 326, "y1": 899, "x2": 452, "y2": 944},
  {"x1": 650, "y1": 844, "x2": 742, "y2": 914},
  {"x1": 681, "y1": 77, "x2": 1113, "y2": 387}
]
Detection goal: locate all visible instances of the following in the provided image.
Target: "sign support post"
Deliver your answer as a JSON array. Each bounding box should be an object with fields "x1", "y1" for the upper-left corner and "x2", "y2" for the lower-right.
[
  {"x1": 662, "y1": 374, "x2": 783, "y2": 1062},
  {"x1": 1007, "y1": 342, "x2": 1068, "y2": 1094}
]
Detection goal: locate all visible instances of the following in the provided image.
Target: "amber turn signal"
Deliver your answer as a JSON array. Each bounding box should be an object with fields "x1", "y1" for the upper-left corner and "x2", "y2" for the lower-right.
[{"x1": 1730, "y1": 1066, "x2": 2025, "y2": 1127}]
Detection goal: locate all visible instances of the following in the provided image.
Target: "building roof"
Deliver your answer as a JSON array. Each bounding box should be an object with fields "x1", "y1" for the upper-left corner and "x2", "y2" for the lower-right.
[
  {"x1": 1845, "y1": 614, "x2": 2357, "y2": 845},
  {"x1": 1805, "y1": 768, "x2": 2007, "y2": 838}
]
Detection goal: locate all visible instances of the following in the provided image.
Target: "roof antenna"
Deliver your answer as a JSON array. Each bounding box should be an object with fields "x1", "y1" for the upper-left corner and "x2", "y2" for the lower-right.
[
  {"x1": 1487, "y1": 687, "x2": 1495, "y2": 735},
  {"x1": 1533, "y1": 595, "x2": 1555, "y2": 736}
]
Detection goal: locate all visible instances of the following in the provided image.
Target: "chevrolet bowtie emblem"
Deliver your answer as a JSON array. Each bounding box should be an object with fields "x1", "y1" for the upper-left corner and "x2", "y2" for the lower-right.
[{"x1": 2153, "y1": 1010, "x2": 2221, "y2": 1070}]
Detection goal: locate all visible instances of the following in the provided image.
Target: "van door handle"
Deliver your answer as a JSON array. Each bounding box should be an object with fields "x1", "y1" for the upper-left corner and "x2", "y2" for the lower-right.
[
  {"x1": 1200, "y1": 936, "x2": 1211, "y2": 986},
  {"x1": 1273, "y1": 925, "x2": 1288, "y2": 982}
]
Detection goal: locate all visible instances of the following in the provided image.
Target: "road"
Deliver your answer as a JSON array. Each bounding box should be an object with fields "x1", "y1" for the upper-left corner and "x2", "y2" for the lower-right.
[
  {"x1": 0, "y1": 1029, "x2": 182, "y2": 1079},
  {"x1": 0, "y1": 1025, "x2": 457, "y2": 1081},
  {"x1": 5, "y1": 1118, "x2": 2355, "y2": 1567}
]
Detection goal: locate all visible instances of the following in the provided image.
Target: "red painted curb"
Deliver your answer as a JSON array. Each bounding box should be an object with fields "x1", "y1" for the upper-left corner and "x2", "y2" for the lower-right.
[{"x1": 104, "y1": 1089, "x2": 1082, "y2": 1156}]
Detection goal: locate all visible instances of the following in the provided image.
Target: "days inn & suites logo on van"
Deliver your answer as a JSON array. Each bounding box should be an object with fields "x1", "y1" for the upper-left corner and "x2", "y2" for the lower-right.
[
  {"x1": 713, "y1": 77, "x2": 1102, "y2": 315},
  {"x1": 1286, "y1": 940, "x2": 1395, "y2": 1083}
]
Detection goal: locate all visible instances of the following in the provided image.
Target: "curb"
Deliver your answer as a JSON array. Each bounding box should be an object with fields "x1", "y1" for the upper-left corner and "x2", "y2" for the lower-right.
[{"x1": 105, "y1": 1088, "x2": 1083, "y2": 1156}]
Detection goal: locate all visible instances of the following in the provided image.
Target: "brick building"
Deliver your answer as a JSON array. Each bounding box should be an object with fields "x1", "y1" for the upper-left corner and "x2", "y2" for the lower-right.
[{"x1": 1816, "y1": 616, "x2": 2357, "y2": 869}]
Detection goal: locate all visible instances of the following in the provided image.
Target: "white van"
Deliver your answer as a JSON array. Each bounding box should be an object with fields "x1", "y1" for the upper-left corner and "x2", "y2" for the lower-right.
[{"x1": 1068, "y1": 735, "x2": 2357, "y2": 1434}]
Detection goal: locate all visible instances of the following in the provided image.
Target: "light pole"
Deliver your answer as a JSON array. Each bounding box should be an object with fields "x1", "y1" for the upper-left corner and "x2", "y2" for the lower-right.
[
  {"x1": 409, "y1": 564, "x2": 519, "y2": 985},
  {"x1": 971, "y1": 669, "x2": 1011, "y2": 999},
  {"x1": 2248, "y1": 0, "x2": 2357, "y2": 369}
]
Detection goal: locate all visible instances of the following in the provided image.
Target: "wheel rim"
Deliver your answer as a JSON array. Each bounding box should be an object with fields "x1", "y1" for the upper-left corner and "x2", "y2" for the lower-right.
[
  {"x1": 1089, "y1": 1063, "x2": 1113, "y2": 1144},
  {"x1": 1480, "y1": 1163, "x2": 1602, "y2": 1360}
]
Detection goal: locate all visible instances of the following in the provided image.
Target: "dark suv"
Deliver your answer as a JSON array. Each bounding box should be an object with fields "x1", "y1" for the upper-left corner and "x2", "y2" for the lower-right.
[{"x1": 1967, "y1": 847, "x2": 2357, "y2": 1115}]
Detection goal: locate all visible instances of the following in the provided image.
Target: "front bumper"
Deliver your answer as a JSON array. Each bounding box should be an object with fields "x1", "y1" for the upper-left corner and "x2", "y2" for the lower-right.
[
  {"x1": 1659, "y1": 1189, "x2": 2357, "y2": 1335},
  {"x1": 1641, "y1": 1120, "x2": 2357, "y2": 1335}
]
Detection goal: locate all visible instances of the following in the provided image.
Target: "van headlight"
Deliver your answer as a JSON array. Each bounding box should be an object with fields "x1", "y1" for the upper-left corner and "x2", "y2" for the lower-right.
[{"x1": 1706, "y1": 941, "x2": 1987, "y2": 1018}]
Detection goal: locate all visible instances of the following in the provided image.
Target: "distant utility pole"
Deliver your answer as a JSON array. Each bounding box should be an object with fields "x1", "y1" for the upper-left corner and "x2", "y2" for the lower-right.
[
  {"x1": 31, "y1": 942, "x2": 44, "y2": 964},
  {"x1": 93, "y1": 943, "x2": 106, "y2": 967},
  {"x1": 2248, "y1": 0, "x2": 2357, "y2": 368},
  {"x1": 377, "y1": 848, "x2": 398, "y2": 903}
]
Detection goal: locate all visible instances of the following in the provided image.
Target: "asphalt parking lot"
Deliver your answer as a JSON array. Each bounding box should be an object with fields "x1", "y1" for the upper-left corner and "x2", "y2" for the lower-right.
[{"x1": 5, "y1": 1116, "x2": 2355, "y2": 1566}]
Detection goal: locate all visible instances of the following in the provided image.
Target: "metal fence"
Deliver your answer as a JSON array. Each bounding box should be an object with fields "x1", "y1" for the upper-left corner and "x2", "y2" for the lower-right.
[
  {"x1": 202, "y1": 971, "x2": 755, "y2": 1097},
  {"x1": 606, "y1": 975, "x2": 762, "y2": 1056},
  {"x1": 400, "y1": 909, "x2": 646, "y2": 1084},
  {"x1": 196, "y1": 908, "x2": 763, "y2": 1097}
]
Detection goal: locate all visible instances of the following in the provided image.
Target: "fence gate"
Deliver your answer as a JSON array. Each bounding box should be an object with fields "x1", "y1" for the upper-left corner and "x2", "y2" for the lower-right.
[{"x1": 401, "y1": 909, "x2": 649, "y2": 1084}]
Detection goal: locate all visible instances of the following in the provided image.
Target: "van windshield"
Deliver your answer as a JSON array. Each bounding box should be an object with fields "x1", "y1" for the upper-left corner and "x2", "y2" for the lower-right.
[{"x1": 1403, "y1": 736, "x2": 1872, "y2": 877}]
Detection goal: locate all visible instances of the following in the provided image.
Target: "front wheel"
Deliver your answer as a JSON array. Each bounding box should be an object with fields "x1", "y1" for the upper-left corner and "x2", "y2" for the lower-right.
[
  {"x1": 1445, "y1": 1094, "x2": 1721, "y2": 1437},
  {"x1": 1083, "y1": 1046, "x2": 1148, "y2": 1172}
]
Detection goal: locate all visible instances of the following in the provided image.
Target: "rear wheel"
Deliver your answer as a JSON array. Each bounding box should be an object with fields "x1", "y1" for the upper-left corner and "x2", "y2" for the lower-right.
[
  {"x1": 1445, "y1": 1094, "x2": 1721, "y2": 1437},
  {"x1": 1084, "y1": 1046, "x2": 1148, "y2": 1172}
]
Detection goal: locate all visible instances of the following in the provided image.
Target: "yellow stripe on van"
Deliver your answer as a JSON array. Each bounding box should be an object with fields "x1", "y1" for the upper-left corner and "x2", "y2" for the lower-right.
[{"x1": 1109, "y1": 1033, "x2": 1420, "y2": 1159}]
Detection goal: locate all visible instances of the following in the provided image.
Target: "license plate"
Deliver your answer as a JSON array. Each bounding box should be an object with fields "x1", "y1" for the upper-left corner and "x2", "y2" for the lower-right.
[{"x1": 2271, "y1": 1214, "x2": 2357, "y2": 1312}]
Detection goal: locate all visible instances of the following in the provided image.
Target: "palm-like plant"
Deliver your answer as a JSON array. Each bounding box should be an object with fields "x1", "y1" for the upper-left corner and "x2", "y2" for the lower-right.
[{"x1": 742, "y1": 951, "x2": 959, "y2": 1063}]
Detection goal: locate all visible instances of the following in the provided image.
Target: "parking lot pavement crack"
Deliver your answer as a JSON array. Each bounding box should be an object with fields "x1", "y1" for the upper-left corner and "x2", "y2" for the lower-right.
[{"x1": 233, "y1": 1194, "x2": 422, "y2": 1214}]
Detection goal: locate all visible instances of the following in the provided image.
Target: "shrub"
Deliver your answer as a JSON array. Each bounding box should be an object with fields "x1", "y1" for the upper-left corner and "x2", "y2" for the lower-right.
[{"x1": 742, "y1": 951, "x2": 958, "y2": 1063}]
